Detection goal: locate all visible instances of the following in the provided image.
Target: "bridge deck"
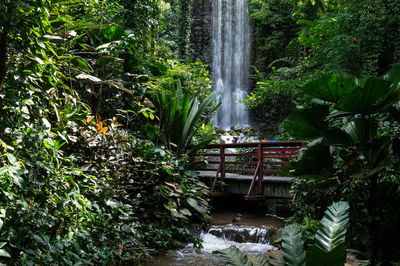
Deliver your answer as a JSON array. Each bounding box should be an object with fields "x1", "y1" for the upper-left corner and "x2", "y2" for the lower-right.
[
  {"x1": 196, "y1": 171, "x2": 292, "y2": 183},
  {"x1": 192, "y1": 141, "x2": 303, "y2": 200}
]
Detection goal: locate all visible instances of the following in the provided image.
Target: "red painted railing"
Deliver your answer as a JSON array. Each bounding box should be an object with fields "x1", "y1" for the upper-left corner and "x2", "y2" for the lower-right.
[{"x1": 192, "y1": 141, "x2": 304, "y2": 200}]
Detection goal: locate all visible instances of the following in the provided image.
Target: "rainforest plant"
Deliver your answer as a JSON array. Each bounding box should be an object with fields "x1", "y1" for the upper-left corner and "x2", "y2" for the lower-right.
[
  {"x1": 282, "y1": 63, "x2": 400, "y2": 264},
  {"x1": 0, "y1": 0, "x2": 211, "y2": 264},
  {"x1": 150, "y1": 81, "x2": 218, "y2": 157}
]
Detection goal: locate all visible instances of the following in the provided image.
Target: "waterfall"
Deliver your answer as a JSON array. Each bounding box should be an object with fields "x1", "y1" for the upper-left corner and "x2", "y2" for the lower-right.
[{"x1": 212, "y1": 0, "x2": 251, "y2": 130}]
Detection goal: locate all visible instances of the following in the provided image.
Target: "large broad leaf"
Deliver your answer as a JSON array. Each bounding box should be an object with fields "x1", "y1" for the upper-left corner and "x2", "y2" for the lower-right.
[
  {"x1": 213, "y1": 245, "x2": 268, "y2": 266},
  {"x1": 322, "y1": 128, "x2": 354, "y2": 147},
  {"x1": 307, "y1": 201, "x2": 349, "y2": 266},
  {"x1": 186, "y1": 197, "x2": 207, "y2": 214},
  {"x1": 344, "y1": 118, "x2": 377, "y2": 146},
  {"x1": 337, "y1": 77, "x2": 394, "y2": 113},
  {"x1": 282, "y1": 224, "x2": 306, "y2": 266},
  {"x1": 383, "y1": 62, "x2": 400, "y2": 83},
  {"x1": 365, "y1": 137, "x2": 392, "y2": 170},
  {"x1": 0, "y1": 248, "x2": 11, "y2": 258},
  {"x1": 284, "y1": 105, "x2": 329, "y2": 140},
  {"x1": 302, "y1": 73, "x2": 357, "y2": 103},
  {"x1": 281, "y1": 142, "x2": 334, "y2": 177},
  {"x1": 378, "y1": 80, "x2": 400, "y2": 111}
]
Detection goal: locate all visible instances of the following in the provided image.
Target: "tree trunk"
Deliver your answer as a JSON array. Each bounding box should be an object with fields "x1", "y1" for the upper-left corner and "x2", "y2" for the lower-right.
[{"x1": 0, "y1": 30, "x2": 7, "y2": 89}]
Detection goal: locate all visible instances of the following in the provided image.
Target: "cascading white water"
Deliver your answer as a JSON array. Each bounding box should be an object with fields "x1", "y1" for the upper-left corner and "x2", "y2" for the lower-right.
[
  {"x1": 150, "y1": 225, "x2": 276, "y2": 266},
  {"x1": 212, "y1": 0, "x2": 251, "y2": 129}
]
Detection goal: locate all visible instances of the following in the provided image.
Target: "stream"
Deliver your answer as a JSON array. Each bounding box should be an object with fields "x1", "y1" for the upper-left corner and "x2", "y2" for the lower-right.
[{"x1": 150, "y1": 210, "x2": 284, "y2": 265}]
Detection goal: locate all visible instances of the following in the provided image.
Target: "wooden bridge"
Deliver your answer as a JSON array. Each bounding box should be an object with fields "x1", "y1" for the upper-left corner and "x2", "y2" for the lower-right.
[{"x1": 192, "y1": 141, "x2": 304, "y2": 200}]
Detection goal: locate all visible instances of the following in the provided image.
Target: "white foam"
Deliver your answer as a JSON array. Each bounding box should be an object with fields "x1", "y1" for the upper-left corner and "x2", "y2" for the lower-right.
[{"x1": 199, "y1": 232, "x2": 276, "y2": 254}]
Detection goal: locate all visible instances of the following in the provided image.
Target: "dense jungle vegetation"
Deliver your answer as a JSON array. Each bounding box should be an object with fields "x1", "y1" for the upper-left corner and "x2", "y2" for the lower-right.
[
  {"x1": 0, "y1": 0, "x2": 213, "y2": 264},
  {"x1": 247, "y1": 0, "x2": 400, "y2": 136},
  {"x1": 247, "y1": 0, "x2": 400, "y2": 265},
  {"x1": 0, "y1": 0, "x2": 399, "y2": 265}
]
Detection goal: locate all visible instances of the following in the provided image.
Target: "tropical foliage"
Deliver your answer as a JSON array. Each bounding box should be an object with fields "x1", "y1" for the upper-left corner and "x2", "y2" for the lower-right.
[
  {"x1": 150, "y1": 82, "x2": 217, "y2": 156},
  {"x1": 247, "y1": 0, "x2": 400, "y2": 138},
  {"x1": 0, "y1": 0, "x2": 213, "y2": 264},
  {"x1": 283, "y1": 64, "x2": 400, "y2": 264}
]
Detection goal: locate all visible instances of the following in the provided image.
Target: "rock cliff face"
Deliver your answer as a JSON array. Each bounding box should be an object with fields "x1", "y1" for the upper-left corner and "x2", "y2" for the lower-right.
[{"x1": 190, "y1": 0, "x2": 212, "y2": 64}]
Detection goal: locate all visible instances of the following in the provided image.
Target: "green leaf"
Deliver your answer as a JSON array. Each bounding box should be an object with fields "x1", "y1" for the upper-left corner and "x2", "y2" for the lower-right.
[
  {"x1": 383, "y1": 62, "x2": 400, "y2": 83},
  {"x1": 213, "y1": 245, "x2": 268, "y2": 266},
  {"x1": 76, "y1": 73, "x2": 102, "y2": 83},
  {"x1": 322, "y1": 128, "x2": 354, "y2": 146},
  {"x1": 365, "y1": 137, "x2": 392, "y2": 170},
  {"x1": 152, "y1": 83, "x2": 216, "y2": 156},
  {"x1": 337, "y1": 77, "x2": 393, "y2": 113},
  {"x1": 344, "y1": 118, "x2": 377, "y2": 146},
  {"x1": 306, "y1": 201, "x2": 349, "y2": 266},
  {"x1": 282, "y1": 142, "x2": 334, "y2": 177},
  {"x1": 187, "y1": 134, "x2": 216, "y2": 157},
  {"x1": 71, "y1": 57, "x2": 92, "y2": 72},
  {"x1": 6, "y1": 153, "x2": 17, "y2": 164},
  {"x1": 179, "y1": 92, "x2": 215, "y2": 153},
  {"x1": 0, "y1": 249, "x2": 11, "y2": 258},
  {"x1": 302, "y1": 73, "x2": 357, "y2": 103},
  {"x1": 186, "y1": 197, "x2": 207, "y2": 214},
  {"x1": 283, "y1": 105, "x2": 329, "y2": 140},
  {"x1": 282, "y1": 224, "x2": 306, "y2": 266}
]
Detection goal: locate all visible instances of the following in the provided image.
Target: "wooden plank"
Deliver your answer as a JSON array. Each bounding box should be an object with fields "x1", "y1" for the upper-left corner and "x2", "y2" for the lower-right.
[
  {"x1": 198, "y1": 168, "x2": 283, "y2": 174},
  {"x1": 196, "y1": 171, "x2": 293, "y2": 183},
  {"x1": 225, "y1": 169, "x2": 256, "y2": 173},
  {"x1": 257, "y1": 143, "x2": 263, "y2": 195},
  {"x1": 246, "y1": 162, "x2": 261, "y2": 198},
  {"x1": 220, "y1": 145, "x2": 226, "y2": 192},
  {"x1": 194, "y1": 140, "x2": 304, "y2": 149},
  {"x1": 262, "y1": 147, "x2": 301, "y2": 152},
  {"x1": 263, "y1": 151, "x2": 299, "y2": 154},
  {"x1": 244, "y1": 195, "x2": 265, "y2": 201},
  {"x1": 224, "y1": 153, "x2": 257, "y2": 157},
  {"x1": 224, "y1": 161, "x2": 258, "y2": 165},
  {"x1": 263, "y1": 155, "x2": 297, "y2": 159}
]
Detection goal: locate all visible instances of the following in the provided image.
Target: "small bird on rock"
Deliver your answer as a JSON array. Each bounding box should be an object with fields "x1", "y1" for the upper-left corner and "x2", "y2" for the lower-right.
[{"x1": 232, "y1": 213, "x2": 242, "y2": 224}]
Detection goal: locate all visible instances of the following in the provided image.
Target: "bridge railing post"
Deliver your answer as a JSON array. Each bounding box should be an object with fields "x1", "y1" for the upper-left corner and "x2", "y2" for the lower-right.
[
  {"x1": 220, "y1": 144, "x2": 226, "y2": 192},
  {"x1": 257, "y1": 143, "x2": 263, "y2": 195}
]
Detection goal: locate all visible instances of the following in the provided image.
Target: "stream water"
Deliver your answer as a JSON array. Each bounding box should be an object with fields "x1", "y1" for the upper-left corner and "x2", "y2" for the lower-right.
[{"x1": 150, "y1": 209, "x2": 284, "y2": 266}]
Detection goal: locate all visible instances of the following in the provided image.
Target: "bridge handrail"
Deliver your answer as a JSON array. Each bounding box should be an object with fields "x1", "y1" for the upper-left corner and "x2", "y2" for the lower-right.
[
  {"x1": 192, "y1": 140, "x2": 305, "y2": 200},
  {"x1": 198, "y1": 140, "x2": 303, "y2": 149}
]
